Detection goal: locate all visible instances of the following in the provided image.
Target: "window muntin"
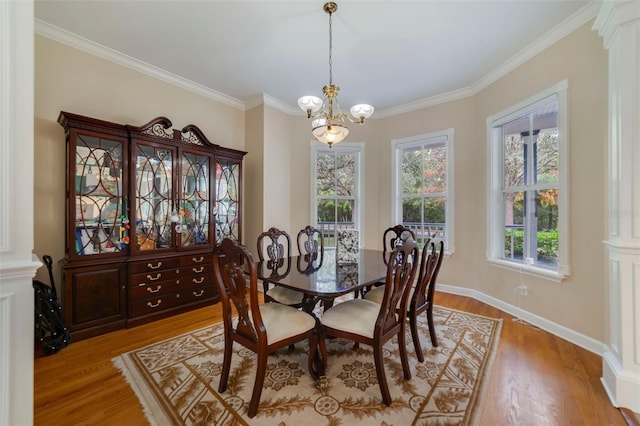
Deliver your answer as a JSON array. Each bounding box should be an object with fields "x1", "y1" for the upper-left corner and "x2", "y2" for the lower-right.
[
  {"x1": 488, "y1": 80, "x2": 569, "y2": 280},
  {"x1": 312, "y1": 143, "x2": 362, "y2": 248},
  {"x1": 392, "y1": 129, "x2": 453, "y2": 251}
]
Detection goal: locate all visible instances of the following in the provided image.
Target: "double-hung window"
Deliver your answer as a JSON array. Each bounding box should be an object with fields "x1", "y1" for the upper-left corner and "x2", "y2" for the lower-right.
[
  {"x1": 312, "y1": 143, "x2": 362, "y2": 248},
  {"x1": 487, "y1": 80, "x2": 569, "y2": 280},
  {"x1": 392, "y1": 129, "x2": 454, "y2": 251}
]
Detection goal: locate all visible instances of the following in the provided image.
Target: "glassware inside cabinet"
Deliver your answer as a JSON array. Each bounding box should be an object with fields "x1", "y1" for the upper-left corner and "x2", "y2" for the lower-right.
[
  {"x1": 134, "y1": 145, "x2": 173, "y2": 251},
  {"x1": 74, "y1": 135, "x2": 125, "y2": 255},
  {"x1": 215, "y1": 159, "x2": 240, "y2": 241},
  {"x1": 179, "y1": 152, "x2": 210, "y2": 247}
]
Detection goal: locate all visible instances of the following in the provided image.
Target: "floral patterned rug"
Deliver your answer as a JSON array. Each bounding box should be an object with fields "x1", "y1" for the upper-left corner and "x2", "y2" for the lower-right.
[{"x1": 113, "y1": 306, "x2": 502, "y2": 425}]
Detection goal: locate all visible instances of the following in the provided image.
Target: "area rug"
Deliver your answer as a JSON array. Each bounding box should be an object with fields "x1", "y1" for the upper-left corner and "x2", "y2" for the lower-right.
[{"x1": 113, "y1": 306, "x2": 502, "y2": 425}]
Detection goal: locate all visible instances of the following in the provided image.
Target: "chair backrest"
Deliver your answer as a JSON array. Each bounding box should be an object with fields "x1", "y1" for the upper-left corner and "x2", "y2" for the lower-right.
[
  {"x1": 297, "y1": 225, "x2": 324, "y2": 261},
  {"x1": 382, "y1": 224, "x2": 416, "y2": 256},
  {"x1": 412, "y1": 239, "x2": 445, "y2": 310},
  {"x1": 213, "y1": 238, "x2": 265, "y2": 347},
  {"x1": 296, "y1": 226, "x2": 324, "y2": 274},
  {"x1": 257, "y1": 227, "x2": 291, "y2": 265},
  {"x1": 377, "y1": 235, "x2": 420, "y2": 334}
]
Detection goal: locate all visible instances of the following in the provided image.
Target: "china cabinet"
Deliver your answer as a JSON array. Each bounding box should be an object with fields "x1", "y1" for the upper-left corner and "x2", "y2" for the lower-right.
[{"x1": 58, "y1": 112, "x2": 246, "y2": 340}]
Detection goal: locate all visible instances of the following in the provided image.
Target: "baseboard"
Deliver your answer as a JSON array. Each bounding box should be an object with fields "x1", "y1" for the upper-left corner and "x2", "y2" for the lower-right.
[
  {"x1": 601, "y1": 351, "x2": 640, "y2": 413},
  {"x1": 437, "y1": 283, "x2": 607, "y2": 356}
]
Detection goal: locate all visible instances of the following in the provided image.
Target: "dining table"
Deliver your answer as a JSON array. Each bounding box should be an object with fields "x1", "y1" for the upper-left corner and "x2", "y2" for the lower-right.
[
  {"x1": 255, "y1": 248, "x2": 390, "y2": 383},
  {"x1": 255, "y1": 248, "x2": 389, "y2": 315}
]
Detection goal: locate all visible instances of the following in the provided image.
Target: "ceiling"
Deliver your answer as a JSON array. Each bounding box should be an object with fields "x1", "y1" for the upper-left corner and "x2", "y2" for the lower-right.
[{"x1": 34, "y1": 0, "x2": 598, "y2": 117}]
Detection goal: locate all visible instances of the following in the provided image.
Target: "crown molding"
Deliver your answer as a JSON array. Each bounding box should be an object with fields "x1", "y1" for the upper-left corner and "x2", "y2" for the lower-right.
[
  {"x1": 245, "y1": 93, "x2": 302, "y2": 115},
  {"x1": 35, "y1": 19, "x2": 245, "y2": 111},
  {"x1": 35, "y1": 1, "x2": 600, "y2": 118},
  {"x1": 471, "y1": 1, "x2": 600, "y2": 96}
]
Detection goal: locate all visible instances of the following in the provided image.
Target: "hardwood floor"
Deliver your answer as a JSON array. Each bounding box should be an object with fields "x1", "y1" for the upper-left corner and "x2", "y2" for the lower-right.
[{"x1": 34, "y1": 292, "x2": 626, "y2": 425}]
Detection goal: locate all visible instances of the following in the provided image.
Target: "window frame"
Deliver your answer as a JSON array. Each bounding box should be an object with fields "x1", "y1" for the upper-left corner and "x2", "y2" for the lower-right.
[
  {"x1": 486, "y1": 80, "x2": 570, "y2": 282},
  {"x1": 310, "y1": 141, "x2": 364, "y2": 248},
  {"x1": 391, "y1": 128, "x2": 455, "y2": 253}
]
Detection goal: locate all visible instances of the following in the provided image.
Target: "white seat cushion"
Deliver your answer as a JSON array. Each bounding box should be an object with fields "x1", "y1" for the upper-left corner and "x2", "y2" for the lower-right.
[
  {"x1": 267, "y1": 285, "x2": 303, "y2": 306},
  {"x1": 363, "y1": 285, "x2": 385, "y2": 304},
  {"x1": 320, "y1": 299, "x2": 380, "y2": 339},
  {"x1": 258, "y1": 302, "x2": 316, "y2": 345}
]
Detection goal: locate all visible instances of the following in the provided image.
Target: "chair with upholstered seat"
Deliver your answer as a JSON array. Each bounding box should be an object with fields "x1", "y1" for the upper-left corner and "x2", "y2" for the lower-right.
[
  {"x1": 357, "y1": 224, "x2": 416, "y2": 298},
  {"x1": 212, "y1": 238, "x2": 318, "y2": 418},
  {"x1": 365, "y1": 239, "x2": 445, "y2": 362},
  {"x1": 319, "y1": 236, "x2": 419, "y2": 405},
  {"x1": 257, "y1": 227, "x2": 303, "y2": 307},
  {"x1": 297, "y1": 225, "x2": 324, "y2": 263}
]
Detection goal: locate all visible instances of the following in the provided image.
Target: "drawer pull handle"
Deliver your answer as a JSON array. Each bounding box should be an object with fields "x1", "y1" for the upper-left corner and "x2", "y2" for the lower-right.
[
  {"x1": 192, "y1": 277, "x2": 205, "y2": 284},
  {"x1": 192, "y1": 256, "x2": 204, "y2": 263},
  {"x1": 192, "y1": 266, "x2": 204, "y2": 273},
  {"x1": 147, "y1": 300, "x2": 162, "y2": 308},
  {"x1": 193, "y1": 290, "x2": 205, "y2": 297},
  {"x1": 147, "y1": 273, "x2": 161, "y2": 281},
  {"x1": 147, "y1": 261, "x2": 163, "y2": 269},
  {"x1": 147, "y1": 285, "x2": 162, "y2": 293}
]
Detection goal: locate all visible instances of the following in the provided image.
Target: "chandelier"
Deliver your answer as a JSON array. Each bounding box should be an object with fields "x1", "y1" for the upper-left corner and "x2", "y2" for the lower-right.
[{"x1": 297, "y1": 2, "x2": 374, "y2": 147}]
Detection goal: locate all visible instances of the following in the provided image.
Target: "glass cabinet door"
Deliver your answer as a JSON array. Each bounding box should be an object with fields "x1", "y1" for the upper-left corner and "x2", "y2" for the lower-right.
[
  {"x1": 215, "y1": 158, "x2": 240, "y2": 241},
  {"x1": 134, "y1": 144, "x2": 174, "y2": 251},
  {"x1": 179, "y1": 152, "x2": 211, "y2": 247},
  {"x1": 74, "y1": 134, "x2": 125, "y2": 256}
]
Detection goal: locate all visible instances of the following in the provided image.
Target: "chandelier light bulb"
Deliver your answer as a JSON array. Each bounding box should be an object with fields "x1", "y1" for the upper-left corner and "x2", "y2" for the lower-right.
[{"x1": 298, "y1": 96, "x2": 323, "y2": 118}]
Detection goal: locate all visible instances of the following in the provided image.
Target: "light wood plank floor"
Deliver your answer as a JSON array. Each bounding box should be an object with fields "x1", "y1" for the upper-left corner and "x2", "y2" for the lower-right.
[{"x1": 34, "y1": 292, "x2": 626, "y2": 425}]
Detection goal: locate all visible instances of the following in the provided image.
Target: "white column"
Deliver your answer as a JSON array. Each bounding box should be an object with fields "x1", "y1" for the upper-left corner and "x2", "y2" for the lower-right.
[
  {"x1": 0, "y1": 1, "x2": 39, "y2": 425},
  {"x1": 593, "y1": 0, "x2": 640, "y2": 413}
]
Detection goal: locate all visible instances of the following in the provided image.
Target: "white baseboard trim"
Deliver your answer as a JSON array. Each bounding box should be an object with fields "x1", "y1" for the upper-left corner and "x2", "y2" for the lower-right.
[
  {"x1": 437, "y1": 283, "x2": 608, "y2": 356},
  {"x1": 601, "y1": 351, "x2": 640, "y2": 413}
]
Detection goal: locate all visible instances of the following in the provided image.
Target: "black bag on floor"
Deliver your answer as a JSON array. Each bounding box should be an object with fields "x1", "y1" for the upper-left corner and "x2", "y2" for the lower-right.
[{"x1": 33, "y1": 255, "x2": 71, "y2": 355}]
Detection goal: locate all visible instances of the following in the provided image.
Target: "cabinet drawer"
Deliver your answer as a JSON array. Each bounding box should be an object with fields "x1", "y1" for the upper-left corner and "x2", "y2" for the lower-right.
[
  {"x1": 183, "y1": 263, "x2": 212, "y2": 276},
  {"x1": 130, "y1": 285, "x2": 215, "y2": 317},
  {"x1": 130, "y1": 258, "x2": 180, "y2": 274},
  {"x1": 180, "y1": 254, "x2": 212, "y2": 266},
  {"x1": 131, "y1": 269, "x2": 180, "y2": 287}
]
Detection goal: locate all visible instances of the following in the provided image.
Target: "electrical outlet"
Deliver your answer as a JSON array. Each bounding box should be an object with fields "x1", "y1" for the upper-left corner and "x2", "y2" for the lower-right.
[{"x1": 517, "y1": 285, "x2": 528, "y2": 296}]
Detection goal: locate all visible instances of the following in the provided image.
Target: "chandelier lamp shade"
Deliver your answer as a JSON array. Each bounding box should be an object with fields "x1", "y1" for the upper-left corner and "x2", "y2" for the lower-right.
[{"x1": 297, "y1": 2, "x2": 374, "y2": 147}]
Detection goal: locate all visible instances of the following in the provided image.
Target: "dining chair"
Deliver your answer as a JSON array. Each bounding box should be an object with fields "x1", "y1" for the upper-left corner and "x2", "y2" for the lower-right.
[
  {"x1": 357, "y1": 224, "x2": 416, "y2": 298},
  {"x1": 257, "y1": 227, "x2": 303, "y2": 307},
  {"x1": 296, "y1": 225, "x2": 324, "y2": 262},
  {"x1": 212, "y1": 238, "x2": 318, "y2": 418},
  {"x1": 364, "y1": 239, "x2": 445, "y2": 362},
  {"x1": 319, "y1": 236, "x2": 420, "y2": 405}
]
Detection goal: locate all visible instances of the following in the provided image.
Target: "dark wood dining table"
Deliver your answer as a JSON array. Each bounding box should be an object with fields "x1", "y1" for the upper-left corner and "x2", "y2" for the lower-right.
[
  {"x1": 256, "y1": 248, "x2": 389, "y2": 314},
  {"x1": 256, "y1": 248, "x2": 389, "y2": 382}
]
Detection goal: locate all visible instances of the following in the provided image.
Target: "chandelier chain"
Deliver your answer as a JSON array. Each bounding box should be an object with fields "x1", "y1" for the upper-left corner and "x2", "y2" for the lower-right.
[{"x1": 328, "y1": 9, "x2": 333, "y2": 85}]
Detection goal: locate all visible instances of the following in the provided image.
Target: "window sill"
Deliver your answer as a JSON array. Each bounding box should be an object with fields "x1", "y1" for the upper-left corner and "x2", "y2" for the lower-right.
[{"x1": 487, "y1": 258, "x2": 569, "y2": 283}]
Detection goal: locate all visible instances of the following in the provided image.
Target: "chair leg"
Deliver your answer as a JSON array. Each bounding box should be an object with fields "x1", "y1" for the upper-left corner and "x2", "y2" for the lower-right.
[
  {"x1": 248, "y1": 353, "x2": 268, "y2": 418},
  {"x1": 307, "y1": 334, "x2": 319, "y2": 379},
  {"x1": 317, "y1": 331, "x2": 327, "y2": 376},
  {"x1": 410, "y1": 313, "x2": 425, "y2": 363},
  {"x1": 373, "y1": 345, "x2": 391, "y2": 405},
  {"x1": 427, "y1": 306, "x2": 438, "y2": 347},
  {"x1": 218, "y1": 333, "x2": 233, "y2": 393},
  {"x1": 397, "y1": 328, "x2": 411, "y2": 380}
]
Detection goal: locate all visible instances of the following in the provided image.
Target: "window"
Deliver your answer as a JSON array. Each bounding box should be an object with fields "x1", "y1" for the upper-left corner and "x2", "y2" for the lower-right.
[
  {"x1": 487, "y1": 80, "x2": 569, "y2": 280},
  {"x1": 392, "y1": 129, "x2": 454, "y2": 251},
  {"x1": 312, "y1": 143, "x2": 362, "y2": 248}
]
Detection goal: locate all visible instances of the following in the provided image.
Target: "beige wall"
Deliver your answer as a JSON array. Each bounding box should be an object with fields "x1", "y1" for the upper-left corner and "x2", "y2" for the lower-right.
[
  {"x1": 273, "y1": 22, "x2": 608, "y2": 341},
  {"x1": 33, "y1": 35, "x2": 245, "y2": 286},
  {"x1": 469, "y1": 22, "x2": 608, "y2": 339},
  {"x1": 34, "y1": 21, "x2": 609, "y2": 341}
]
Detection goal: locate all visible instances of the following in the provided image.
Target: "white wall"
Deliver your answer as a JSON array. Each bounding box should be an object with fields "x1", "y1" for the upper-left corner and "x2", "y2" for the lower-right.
[{"x1": 0, "y1": 1, "x2": 38, "y2": 424}]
